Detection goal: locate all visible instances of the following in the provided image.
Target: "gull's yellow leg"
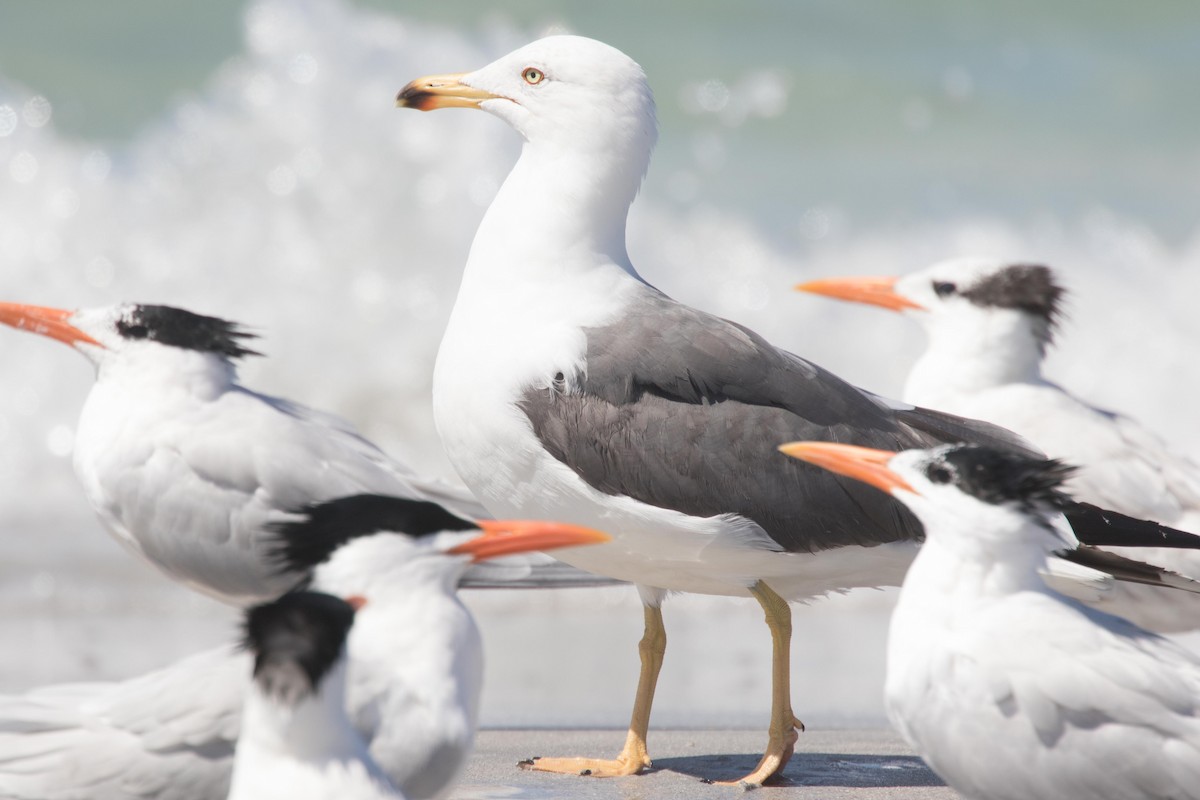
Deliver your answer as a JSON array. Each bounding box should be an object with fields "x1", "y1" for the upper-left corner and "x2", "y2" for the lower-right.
[
  {"x1": 717, "y1": 580, "x2": 804, "y2": 786},
  {"x1": 519, "y1": 603, "x2": 666, "y2": 777}
]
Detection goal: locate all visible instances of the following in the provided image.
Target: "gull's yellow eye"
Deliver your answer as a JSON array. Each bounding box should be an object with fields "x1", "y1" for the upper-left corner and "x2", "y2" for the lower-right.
[{"x1": 522, "y1": 67, "x2": 545, "y2": 85}]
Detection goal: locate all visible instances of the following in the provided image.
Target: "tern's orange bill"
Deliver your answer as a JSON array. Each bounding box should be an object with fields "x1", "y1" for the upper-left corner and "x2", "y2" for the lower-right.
[
  {"x1": 0, "y1": 302, "x2": 101, "y2": 348},
  {"x1": 396, "y1": 72, "x2": 500, "y2": 111},
  {"x1": 449, "y1": 520, "x2": 611, "y2": 562},
  {"x1": 779, "y1": 441, "x2": 914, "y2": 495},
  {"x1": 794, "y1": 276, "x2": 924, "y2": 312}
]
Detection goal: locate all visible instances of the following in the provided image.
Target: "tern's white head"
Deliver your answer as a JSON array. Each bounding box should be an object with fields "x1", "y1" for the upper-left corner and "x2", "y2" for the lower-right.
[
  {"x1": 798, "y1": 258, "x2": 1068, "y2": 366},
  {"x1": 780, "y1": 441, "x2": 1076, "y2": 562},
  {"x1": 263, "y1": 496, "x2": 603, "y2": 800},
  {"x1": 894, "y1": 259, "x2": 1065, "y2": 357},
  {"x1": 0, "y1": 301, "x2": 259, "y2": 385},
  {"x1": 270, "y1": 493, "x2": 612, "y2": 600}
]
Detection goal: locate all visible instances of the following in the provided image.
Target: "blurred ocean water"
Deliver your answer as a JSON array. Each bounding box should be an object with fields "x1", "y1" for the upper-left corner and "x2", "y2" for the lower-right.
[{"x1": 0, "y1": 0, "x2": 1197, "y2": 727}]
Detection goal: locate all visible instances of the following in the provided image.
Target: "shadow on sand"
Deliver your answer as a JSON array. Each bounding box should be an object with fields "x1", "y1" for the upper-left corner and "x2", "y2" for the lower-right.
[{"x1": 651, "y1": 751, "x2": 944, "y2": 788}]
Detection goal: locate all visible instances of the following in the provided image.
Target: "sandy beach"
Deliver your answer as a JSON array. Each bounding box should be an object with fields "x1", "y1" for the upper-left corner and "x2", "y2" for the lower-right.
[{"x1": 455, "y1": 728, "x2": 954, "y2": 799}]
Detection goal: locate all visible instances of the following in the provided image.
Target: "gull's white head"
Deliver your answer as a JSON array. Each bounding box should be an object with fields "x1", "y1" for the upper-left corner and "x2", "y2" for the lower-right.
[{"x1": 399, "y1": 34, "x2": 657, "y2": 178}]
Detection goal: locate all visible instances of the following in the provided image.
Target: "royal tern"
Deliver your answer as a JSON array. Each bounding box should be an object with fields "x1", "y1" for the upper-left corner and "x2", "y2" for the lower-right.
[
  {"x1": 0, "y1": 494, "x2": 609, "y2": 800},
  {"x1": 783, "y1": 440, "x2": 1200, "y2": 800},
  {"x1": 396, "y1": 36, "x2": 1200, "y2": 784},
  {"x1": 0, "y1": 300, "x2": 610, "y2": 602},
  {"x1": 229, "y1": 591, "x2": 401, "y2": 800},
  {"x1": 797, "y1": 258, "x2": 1200, "y2": 630}
]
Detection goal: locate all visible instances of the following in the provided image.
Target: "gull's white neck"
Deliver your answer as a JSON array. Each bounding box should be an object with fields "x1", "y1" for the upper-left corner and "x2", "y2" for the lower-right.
[
  {"x1": 435, "y1": 136, "x2": 649, "y2": 413},
  {"x1": 464, "y1": 142, "x2": 644, "y2": 291},
  {"x1": 904, "y1": 311, "x2": 1048, "y2": 408},
  {"x1": 434, "y1": 114, "x2": 655, "y2": 507}
]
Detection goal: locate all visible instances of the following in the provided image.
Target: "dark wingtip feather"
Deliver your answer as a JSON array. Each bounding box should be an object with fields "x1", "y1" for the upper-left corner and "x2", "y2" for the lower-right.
[
  {"x1": 1057, "y1": 545, "x2": 1200, "y2": 594},
  {"x1": 1064, "y1": 501, "x2": 1200, "y2": 550}
]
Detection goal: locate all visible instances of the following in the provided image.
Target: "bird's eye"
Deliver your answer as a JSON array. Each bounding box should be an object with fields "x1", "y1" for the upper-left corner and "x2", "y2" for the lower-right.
[
  {"x1": 926, "y1": 465, "x2": 953, "y2": 484},
  {"x1": 123, "y1": 324, "x2": 149, "y2": 339},
  {"x1": 522, "y1": 67, "x2": 545, "y2": 85},
  {"x1": 932, "y1": 281, "x2": 957, "y2": 298}
]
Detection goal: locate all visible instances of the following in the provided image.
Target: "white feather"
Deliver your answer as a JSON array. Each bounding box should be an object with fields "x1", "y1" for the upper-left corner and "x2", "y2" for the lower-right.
[
  {"x1": 889, "y1": 257, "x2": 1200, "y2": 630},
  {"x1": 883, "y1": 447, "x2": 1200, "y2": 800},
  {"x1": 0, "y1": 534, "x2": 481, "y2": 800}
]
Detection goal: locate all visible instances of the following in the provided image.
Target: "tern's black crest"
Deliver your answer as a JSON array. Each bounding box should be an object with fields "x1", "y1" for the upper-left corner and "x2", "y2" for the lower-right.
[
  {"x1": 244, "y1": 591, "x2": 355, "y2": 704},
  {"x1": 927, "y1": 446, "x2": 1075, "y2": 514},
  {"x1": 271, "y1": 493, "x2": 476, "y2": 575},
  {"x1": 117, "y1": 304, "x2": 260, "y2": 358},
  {"x1": 960, "y1": 264, "x2": 1066, "y2": 347}
]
